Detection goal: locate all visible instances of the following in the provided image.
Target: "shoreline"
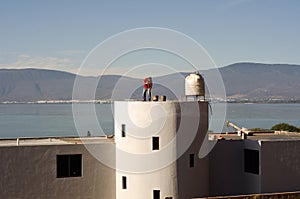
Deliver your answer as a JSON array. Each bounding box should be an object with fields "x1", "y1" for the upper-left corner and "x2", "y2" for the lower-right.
[{"x1": 1, "y1": 99, "x2": 300, "y2": 104}]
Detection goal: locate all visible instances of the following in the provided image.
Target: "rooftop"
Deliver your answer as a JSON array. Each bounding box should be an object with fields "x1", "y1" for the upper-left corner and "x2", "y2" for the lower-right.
[
  {"x1": 0, "y1": 136, "x2": 114, "y2": 147},
  {"x1": 210, "y1": 131, "x2": 300, "y2": 141},
  {"x1": 1, "y1": 131, "x2": 300, "y2": 148}
]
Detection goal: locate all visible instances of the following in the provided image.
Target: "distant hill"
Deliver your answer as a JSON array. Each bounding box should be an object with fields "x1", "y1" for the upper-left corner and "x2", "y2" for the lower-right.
[
  {"x1": 219, "y1": 63, "x2": 300, "y2": 100},
  {"x1": 0, "y1": 69, "x2": 76, "y2": 102},
  {"x1": 0, "y1": 62, "x2": 300, "y2": 102}
]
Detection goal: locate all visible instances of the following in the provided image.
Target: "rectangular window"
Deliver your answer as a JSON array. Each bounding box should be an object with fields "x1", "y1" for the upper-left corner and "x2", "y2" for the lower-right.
[
  {"x1": 122, "y1": 176, "x2": 127, "y2": 189},
  {"x1": 122, "y1": 124, "x2": 126, "y2": 137},
  {"x1": 57, "y1": 154, "x2": 82, "y2": 178},
  {"x1": 153, "y1": 190, "x2": 160, "y2": 199},
  {"x1": 152, "y1": 137, "x2": 159, "y2": 150},
  {"x1": 189, "y1": 154, "x2": 195, "y2": 168},
  {"x1": 244, "y1": 149, "x2": 259, "y2": 174}
]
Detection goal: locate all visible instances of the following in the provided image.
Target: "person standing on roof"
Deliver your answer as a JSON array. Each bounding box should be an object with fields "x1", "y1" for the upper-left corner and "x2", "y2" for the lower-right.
[{"x1": 143, "y1": 77, "x2": 153, "y2": 101}]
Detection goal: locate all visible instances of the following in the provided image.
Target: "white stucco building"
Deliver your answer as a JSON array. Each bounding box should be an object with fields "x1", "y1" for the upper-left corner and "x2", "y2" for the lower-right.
[
  {"x1": 0, "y1": 100, "x2": 299, "y2": 199},
  {"x1": 114, "y1": 101, "x2": 209, "y2": 199}
]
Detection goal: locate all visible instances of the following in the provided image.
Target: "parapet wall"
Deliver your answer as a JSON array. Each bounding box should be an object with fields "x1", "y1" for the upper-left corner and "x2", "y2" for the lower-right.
[{"x1": 195, "y1": 191, "x2": 300, "y2": 199}]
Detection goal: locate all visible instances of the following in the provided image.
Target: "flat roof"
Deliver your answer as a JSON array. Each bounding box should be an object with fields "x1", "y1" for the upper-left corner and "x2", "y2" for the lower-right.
[
  {"x1": 0, "y1": 136, "x2": 114, "y2": 147},
  {"x1": 2, "y1": 131, "x2": 299, "y2": 147},
  {"x1": 210, "y1": 131, "x2": 300, "y2": 141}
]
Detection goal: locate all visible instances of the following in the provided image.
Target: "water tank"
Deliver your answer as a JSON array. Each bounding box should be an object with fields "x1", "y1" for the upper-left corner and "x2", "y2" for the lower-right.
[{"x1": 185, "y1": 73, "x2": 205, "y2": 97}]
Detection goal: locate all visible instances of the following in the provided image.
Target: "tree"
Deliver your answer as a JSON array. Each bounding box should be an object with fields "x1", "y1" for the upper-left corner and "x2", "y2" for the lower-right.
[
  {"x1": 250, "y1": 128, "x2": 269, "y2": 132},
  {"x1": 271, "y1": 123, "x2": 300, "y2": 132}
]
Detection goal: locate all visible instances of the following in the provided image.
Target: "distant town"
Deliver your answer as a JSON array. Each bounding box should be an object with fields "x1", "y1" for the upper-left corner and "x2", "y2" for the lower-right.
[{"x1": 1, "y1": 98, "x2": 300, "y2": 104}]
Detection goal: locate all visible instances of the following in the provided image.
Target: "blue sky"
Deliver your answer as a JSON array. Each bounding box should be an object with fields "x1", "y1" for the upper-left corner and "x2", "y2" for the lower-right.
[{"x1": 0, "y1": 0, "x2": 299, "y2": 75}]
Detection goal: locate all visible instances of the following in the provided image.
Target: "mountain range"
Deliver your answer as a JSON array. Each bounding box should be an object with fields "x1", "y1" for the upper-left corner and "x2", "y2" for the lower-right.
[{"x1": 1, "y1": 62, "x2": 300, "y2": 102}]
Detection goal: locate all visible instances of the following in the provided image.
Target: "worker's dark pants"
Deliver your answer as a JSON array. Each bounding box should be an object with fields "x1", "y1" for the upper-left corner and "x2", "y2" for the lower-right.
[{"x1": 143, "y1": 88, "x2": 152, "y2": 101}]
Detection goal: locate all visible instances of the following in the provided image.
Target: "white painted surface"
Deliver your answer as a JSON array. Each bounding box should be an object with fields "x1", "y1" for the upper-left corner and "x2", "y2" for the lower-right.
[
  {"x1": 0, "y1": 143, "x2": 116, "y2": 199},
  {"x1": 114, "y1": 101, "x2": 209, "y2": 199},
  {"x1": 115, "y1": 101, "x2": 178, "y2": 199},
  {"x1": 185, "y1": 74, "x2": 205, "y2": 96}
]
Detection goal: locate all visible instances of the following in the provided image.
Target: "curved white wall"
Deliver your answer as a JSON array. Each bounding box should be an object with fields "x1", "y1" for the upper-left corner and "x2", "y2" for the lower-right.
[
  {"x1": 115, "y1": 101, "x2": 178, "y2": 199},
  {"x1": 114, "y1": 101, "x2": 209, "y2": 199}
]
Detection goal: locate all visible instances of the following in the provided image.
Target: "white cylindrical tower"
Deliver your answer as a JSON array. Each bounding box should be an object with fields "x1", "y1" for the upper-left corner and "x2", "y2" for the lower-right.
[
  {"x1": 114, "y1": 101, "x2": 179, "y2": 199},
  {"x1": 114, "y1": 100, "x2": 209, "y2": 199}
]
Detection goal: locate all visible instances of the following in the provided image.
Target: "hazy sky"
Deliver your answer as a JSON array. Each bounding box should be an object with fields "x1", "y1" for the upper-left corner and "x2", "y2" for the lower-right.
[{"x1": 0, "y1": 0, "x2": 299, "y2": 75}]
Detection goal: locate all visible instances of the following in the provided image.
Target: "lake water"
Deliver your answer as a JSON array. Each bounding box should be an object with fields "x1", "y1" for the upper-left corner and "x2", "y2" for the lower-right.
[{"x1": 0, "y1": 103, "x2": 299, "y2": 138}]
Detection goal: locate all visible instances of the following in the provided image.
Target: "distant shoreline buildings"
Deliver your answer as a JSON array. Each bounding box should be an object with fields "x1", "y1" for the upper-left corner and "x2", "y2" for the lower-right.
[{"x1": 2, "y1": 97, "x2": 300, "y2": 104}]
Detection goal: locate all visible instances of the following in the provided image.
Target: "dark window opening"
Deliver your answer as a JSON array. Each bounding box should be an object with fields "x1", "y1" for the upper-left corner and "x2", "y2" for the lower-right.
[
  {"x1": 189, "y1": 154, "x2": 195, "y2": 168},
  {"x1": 57, "y1": 154, "x2": 82, "y2": 178},
  {"x1": 122, "y1": 176, "x2": 127, "y2": 189},
  {"x1": 244, "y1": 149, "x2": 259, "y2": 174},
  {"x1": 122, "y1": 124, "x2": 126, "y2": 137},
  {"x1": 153, "y1": 190, "x2": 160, "y2": 199},
  {"x1": 152, "y1": 137, "x2": 159, "y2": 150}
]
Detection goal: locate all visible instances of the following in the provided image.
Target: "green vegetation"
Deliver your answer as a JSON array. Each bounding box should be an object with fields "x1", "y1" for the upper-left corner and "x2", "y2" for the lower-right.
[
  {"x1": 270, "y1": 123, "x2": 300, "y2": 132},
  {"x1": 250, "y1": 128, "x2": 270, "y2": 132},
  {"x1": 250, "y1": 123, "x2": 300, "y2": 133}
]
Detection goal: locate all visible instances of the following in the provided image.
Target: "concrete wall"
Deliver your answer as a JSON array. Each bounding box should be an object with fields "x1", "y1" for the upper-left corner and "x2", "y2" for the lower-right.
[
  {"x1": 177, "y1": 101, "x2": 210, "y2": 199},
  {"x1": 260, "y1": 140, "x2": 300, "y2": 193},
  {"x1": 243, "y1": 140, "x2": 261, "y2": 194},
  {"x1": 195, "y1": 191, "x2": 300, "y2": 199},
  {"x1": 209, "y1": 140, "x2": 260, "y2": 197},
  {"x1": 209, "y1": 140, "x2": 245, "y2": 196},
  {"x1": 0, "y1": 143, "x2": 116, "y2": 199},
  {"x1": 209, "y1": 138, "x2": 300, "y2": 197}
]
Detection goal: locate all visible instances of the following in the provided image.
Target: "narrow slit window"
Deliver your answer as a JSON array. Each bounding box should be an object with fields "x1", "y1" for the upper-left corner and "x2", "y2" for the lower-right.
[
  {"x1": 122, "y1": 124, "x2": 126, "y2": 137},
  {"x1": 152, "y1": 137, "x2": 159, "y2": 150},
  {"x1": 153, "y1": 190, "x2": 160, "y2": 199},
  {"x1": 189, "y1": 154, "x2": 195, "y2": 168},
  {"x1": 122, "y1": 176, "x2": 127, "y2": 189}
]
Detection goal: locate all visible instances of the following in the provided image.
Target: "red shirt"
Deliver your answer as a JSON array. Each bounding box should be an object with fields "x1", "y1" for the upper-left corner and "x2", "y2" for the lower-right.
[{"x1": 143, "y1": 78, "x2": 152, "y2": 89}]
